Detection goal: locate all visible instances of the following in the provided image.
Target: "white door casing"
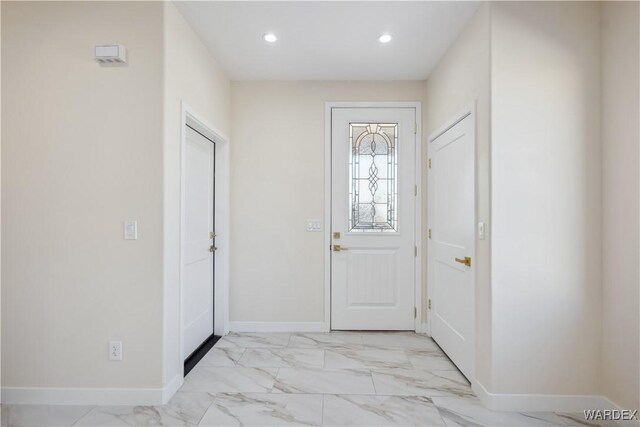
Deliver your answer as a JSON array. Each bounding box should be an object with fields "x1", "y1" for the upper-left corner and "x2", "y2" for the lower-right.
[
  {"x1": 182, "y1": 126, "x2": 215, "y2": 358},
  {"x1": 331, "y1": 107, "x2": 417, "y2": 330},
  {"x1": 428, "y1": 109, "x2": 476, "y2": 380}
]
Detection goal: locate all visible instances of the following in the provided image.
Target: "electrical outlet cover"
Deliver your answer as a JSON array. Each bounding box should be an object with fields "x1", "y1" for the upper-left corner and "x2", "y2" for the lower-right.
[{"x1": 109, "y1": 341, "x2": 122, "y2": 361}]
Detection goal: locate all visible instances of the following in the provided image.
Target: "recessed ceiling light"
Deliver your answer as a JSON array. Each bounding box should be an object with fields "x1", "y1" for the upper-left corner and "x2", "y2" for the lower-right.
[
  {"x1": 263, "y1": 33, "x2": 278, "y2": 43},
  {"x1": 378, "y1": 34, "x2": 392, "y2": 44}
]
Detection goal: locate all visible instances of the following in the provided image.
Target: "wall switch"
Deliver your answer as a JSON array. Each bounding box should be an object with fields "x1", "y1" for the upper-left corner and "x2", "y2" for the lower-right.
[
  {"x1": 109, "y1": 341, "x2": 122, "y2": 361},
  {"x1": 478, "y1": 222, "x2": 486, "y2": 240},
  {"x1": 124, "y1": 220, "x2": 138, "y2": 240},
  {"x1": 306, "y1": 219, "x2": 322, "y2": 232}
]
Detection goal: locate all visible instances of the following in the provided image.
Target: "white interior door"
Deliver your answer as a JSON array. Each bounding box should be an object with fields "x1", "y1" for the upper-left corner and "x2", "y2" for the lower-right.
[
  {"x1": 331, "y1": 107, "x2": 416, "y2": 330},
  {"x1": 183, "y1": 126, "x2": 215, "y2": 359},
  {"x1": 429, "y1": 112, "x2": 475, "y2": 380}
]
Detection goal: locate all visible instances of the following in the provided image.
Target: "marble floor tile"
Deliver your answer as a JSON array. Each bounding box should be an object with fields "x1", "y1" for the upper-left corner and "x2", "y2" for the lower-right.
[
  {"x1": 199, "y1": 347, "x2": 245, "y2": 367},
  {"x1": 215, "y1": 333, "x2": 290, "y2": 348},
  {"x1": 238, "y1": 348, "x2": 325, "y2": 368},
  {"x1": 198, "y1": 393, "x2": 323, "y2": 426},
  {"x1": 288, "y1": 332, "x2": 364, "y2": 348},
  {"x1": 273, "y1": 368, "x2": 376, "y2": 394},
  {"x1": 0, "y1": 404, "x2": 92, "y2": 427},
  {"x1": 432, "y1": 397, "x2": 567, "y2": 426},
  {"x1": 74, "y1": 392, "x2": 214, "y2": 426},
  {"x1": 407, "y1": 349, "x2": 459, "y2": 371},
  {"x1": 371, "y1": 368, "x2": 474, "y2": 397},
  {"x1": 361, "y1": 332, "x2": 441, "y2": 350},
  {"x1": 555, "y1": 412, "x2": 622, "y2": 427},
  {"x1": 323, "y1": 394, "x2": 446, "y2": 426},
  {"x1": 324, "y1": 348, "x2": 412, "y2": 369},
  {"x1": 181, "y1": 366, "x2": 278, "y2": 393}
]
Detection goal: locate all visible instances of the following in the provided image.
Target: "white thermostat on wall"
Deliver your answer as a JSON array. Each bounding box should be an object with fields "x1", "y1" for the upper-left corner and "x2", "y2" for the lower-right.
[{"x1": 95, "y1": 44, "x2": 127, "y2": 64}]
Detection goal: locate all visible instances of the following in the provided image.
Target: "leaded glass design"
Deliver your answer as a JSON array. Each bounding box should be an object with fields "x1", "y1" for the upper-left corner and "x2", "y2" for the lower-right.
[{"x1": 349, "y1": 123, "x2": 398, "y2": 232}]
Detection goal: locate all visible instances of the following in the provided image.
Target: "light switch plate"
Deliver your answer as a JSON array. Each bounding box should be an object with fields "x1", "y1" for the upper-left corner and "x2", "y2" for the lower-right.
[
  {"x1": 124, "y1": 220, "x2": 138, "y2": 240},
  {"x1": 306, "y1": 219, "x2": 322, "y2": 232}
]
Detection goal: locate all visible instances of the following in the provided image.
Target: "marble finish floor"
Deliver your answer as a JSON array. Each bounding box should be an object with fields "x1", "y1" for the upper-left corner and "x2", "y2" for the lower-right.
[{"x1": 1, "y1": 332, "x2": 616, "y2": 426}]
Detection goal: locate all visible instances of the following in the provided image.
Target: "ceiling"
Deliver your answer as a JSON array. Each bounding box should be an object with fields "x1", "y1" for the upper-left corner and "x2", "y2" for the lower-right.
[{"x1": 174, "y1": 1, "x2": 481, "y2": 81}]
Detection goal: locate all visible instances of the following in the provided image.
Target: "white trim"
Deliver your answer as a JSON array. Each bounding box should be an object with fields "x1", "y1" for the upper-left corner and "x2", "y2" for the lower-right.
[
  {"x1": 324, "y1": 101, "x2": 423, "y2": 332},
  {"x1": 161, "y1": 374, "x2": 184, "y2": 405},
  {"x1": 179, "y1": 102, "x2": 231, "y2": 371},
  {"x1": 414, "y1": 103, "x2": 423, "y2": 332},
  {"x1": 474, "y1": 381, "x2": 639, "y2": 423},
  {"x1": 229, "y1": 322, "x2": 327, "y2": 333},
  {"x1": 323, "y1": 103, "x2": 333, "y2": 332},
  {"x1": 1, "y1": 375, "x2": 182, "y2": 406},
  {"x1": 417, "y1": 322, "x2": 430, "y2": 334}
]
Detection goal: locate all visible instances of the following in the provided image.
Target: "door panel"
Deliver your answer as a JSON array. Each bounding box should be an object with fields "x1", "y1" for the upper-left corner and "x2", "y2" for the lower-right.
[
  {"x1": 347, "y1": 249, "x2": 397, "y2": 306},
  {"x1": 331, "y1": 108, "x2": 416, "y2": 330},
  {"x1": 183, "y1": 126, "x2": 215, "y2": 359},
  {"x1": 429, "y1": 113, "x2": 475, "y2": 380}
]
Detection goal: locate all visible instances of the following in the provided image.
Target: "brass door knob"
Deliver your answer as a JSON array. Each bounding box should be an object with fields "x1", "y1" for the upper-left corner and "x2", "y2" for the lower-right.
[
  {"x1": 209, "y1": 245, "x2": 217, "y2": 252},
  {"x1": 333, "y1": 244, "x2": 348, "y2": 252}
]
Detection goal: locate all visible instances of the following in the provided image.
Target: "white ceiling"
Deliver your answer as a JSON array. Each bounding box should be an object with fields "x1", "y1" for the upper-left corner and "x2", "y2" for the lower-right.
[{"x1": 175, "y1": 1, "x2": 481, "y2": 81}]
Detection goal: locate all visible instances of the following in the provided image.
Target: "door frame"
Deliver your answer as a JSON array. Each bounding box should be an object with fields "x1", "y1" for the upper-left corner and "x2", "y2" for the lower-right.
[
  {"x1": 426, "y1": 102, "x2": 476, "y2": 377},
  {"x1": 324, "y1": 101, "x2": 423, "y2": 332},
  {"x1": 179, "y1": 102, "x2": 230, "y2": 366}
]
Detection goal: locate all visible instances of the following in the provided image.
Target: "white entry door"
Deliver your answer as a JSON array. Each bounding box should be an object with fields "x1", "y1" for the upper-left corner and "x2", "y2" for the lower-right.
[
  {"x1": 428, "y1": 112, "x2": 475, "y2": 380},
  {"x1": 331, "y1": 107, "x2": 417, "y2": 330},
  {"x1": 183, "y1": 126, "x2": 215, "y2": 359}
]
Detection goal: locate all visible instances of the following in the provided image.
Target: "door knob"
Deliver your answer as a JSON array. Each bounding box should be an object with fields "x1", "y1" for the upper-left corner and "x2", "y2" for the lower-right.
[
  {"x1": 455, "y1": 256, "x2": 471, "y2": 267},
  {"x1": 209, "y1": 245, "x2": 217, "y2": 252},
  {"x1": 333, "y1": 244, "x2": 348, "y2": 252}
]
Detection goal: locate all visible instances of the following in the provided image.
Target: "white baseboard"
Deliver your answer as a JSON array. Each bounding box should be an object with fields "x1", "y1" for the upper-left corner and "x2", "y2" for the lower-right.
[
  {"x1": 416, "y1": 322, "x2": 430, "y2": 335},
  {"x1": 228, "y1": 321, "x2": 328, "y2": 333},
  {"x1": 1, "y1": 375, "x2": 183, "y2": 406},
  {"x1": 161, "y1": 374, "x2": 183, "y2": 404},
  {"x1": 474, "y1": 380, "x2": 639, "y2": 424}
]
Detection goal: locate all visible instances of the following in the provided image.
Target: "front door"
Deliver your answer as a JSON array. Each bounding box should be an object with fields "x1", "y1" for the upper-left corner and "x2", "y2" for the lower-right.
[
  {"x1": 331, "y1": 107, "x2": 417, "y2": 330},
  {"x1": 183, "y1": 125, "x2": 215, "y2": 359},
  {"x1": 428, "y1": 112, "x2": 475, "y2": 380}
]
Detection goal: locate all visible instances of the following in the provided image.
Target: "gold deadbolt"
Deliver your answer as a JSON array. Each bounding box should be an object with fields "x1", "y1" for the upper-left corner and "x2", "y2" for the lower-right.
[
  {"x1": 210, "y1": 231, "x2": 216, "y2": 239},
  {"x1": 455, "y1": 256, "x2": 471, "y2": 267},
  {"x1": 333, "y1": 232, "x2": 341, "y2": 239}
]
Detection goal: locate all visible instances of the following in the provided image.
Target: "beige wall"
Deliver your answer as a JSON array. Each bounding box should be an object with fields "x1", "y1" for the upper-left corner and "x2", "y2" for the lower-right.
[
  {"x1": 423, "y1": 3, "x2": 492, "y2": 388},
  {"x1": 229, "y1": 81, "x2": 425, "y2": 323},
  {"x1": 490, "y1": 1, "x2": 602, "y2": 395},
  {"x1": 601, "y1": 1, "x2": 640, "y2": 411},
  {"x1": 162, "y1": 1, "x2": 230, "y2": 386},
  {"x1": 1, "y1": 0, "x2": 231, "y2": 395},
  {"x1": 1, "y1": 1, "x2": 165, "y2": 388}
]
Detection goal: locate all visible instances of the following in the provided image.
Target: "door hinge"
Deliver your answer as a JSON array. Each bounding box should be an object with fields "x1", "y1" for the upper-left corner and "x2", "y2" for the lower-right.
[
  {"x1": 428, "y1": 228, "x2": 432, "y2": 239},
  {"x1": 414, "y1": 185, "x2": 418, "y2": 196},
  {"x1": 414, "y1": 122, "x2": 417, "y2": 134},
  {"x1": 414, "y1": 307, "x2": 417, "y2": 318},
  {"x1": 428, "y1": 299, "x2": 432, "y2": 310},
  {"x1": 428, "y1": 158, "x2": 432, "y2": 169},
  {"x1": 414, "y1": 246, "x2": 418, "y2": 257}
]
